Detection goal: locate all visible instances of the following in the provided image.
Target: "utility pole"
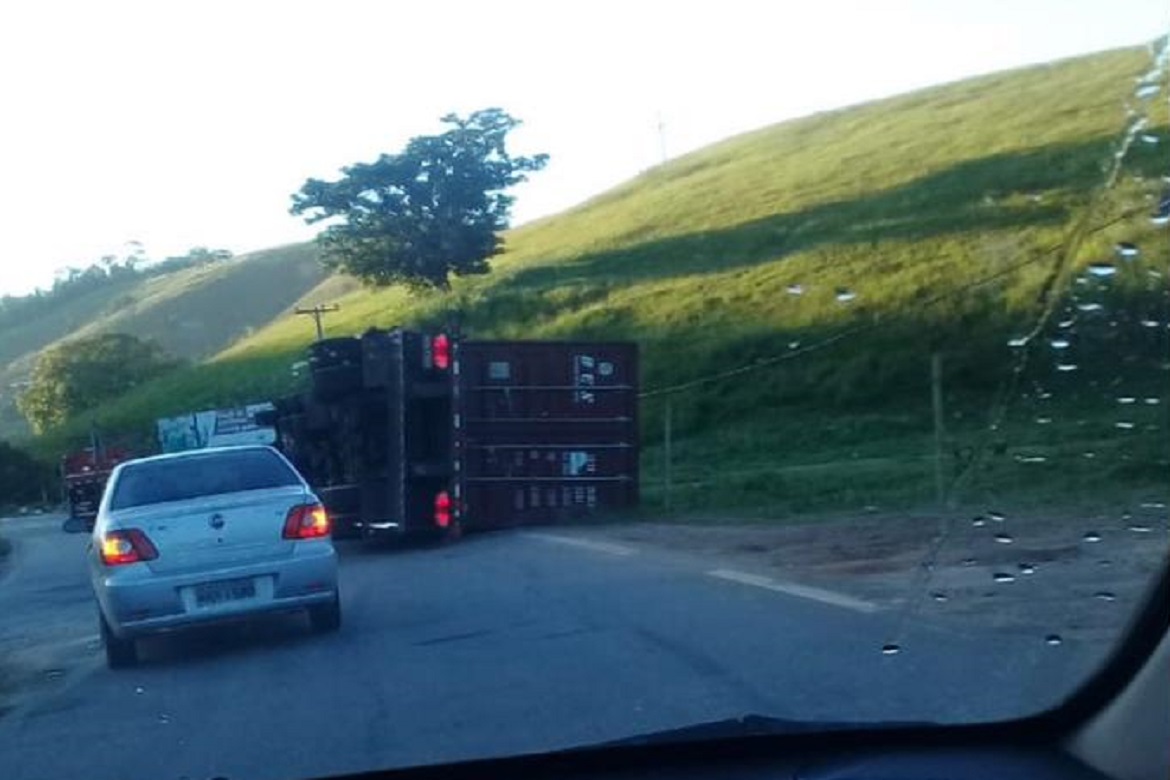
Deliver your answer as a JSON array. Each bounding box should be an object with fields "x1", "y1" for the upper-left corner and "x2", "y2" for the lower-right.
[
  {"x1": 295, "y1": 304, "x2": 340, "y2": 341},
  {"x1": 931, "y1": 352, "x2": 946, "y2": 507}
]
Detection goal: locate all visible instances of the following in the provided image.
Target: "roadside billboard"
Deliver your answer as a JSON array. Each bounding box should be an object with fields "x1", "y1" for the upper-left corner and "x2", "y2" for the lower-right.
[{"x1": 156, "y1": 403, "x2": 276, "y2": 453}]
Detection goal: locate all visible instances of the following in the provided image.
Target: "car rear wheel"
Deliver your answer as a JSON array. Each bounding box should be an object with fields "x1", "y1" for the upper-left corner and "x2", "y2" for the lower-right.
[
  {"x1": 309, "y1": 594, "x2": 342, "y2": 633},
  {"x1": 99, "y1": 610, "x2": 138, "y2": 669}
]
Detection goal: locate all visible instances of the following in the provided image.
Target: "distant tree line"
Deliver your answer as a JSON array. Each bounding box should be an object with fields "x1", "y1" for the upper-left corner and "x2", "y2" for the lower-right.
[
  {"x1": 17, "y1": 333, "x2": 181, "y2": 435},
  {"x1": 0, "y1": 246, "x2": 234, "y2": 334},
  {"x1": 0, "y1": 439, "x2": 49, "y2": 506}
]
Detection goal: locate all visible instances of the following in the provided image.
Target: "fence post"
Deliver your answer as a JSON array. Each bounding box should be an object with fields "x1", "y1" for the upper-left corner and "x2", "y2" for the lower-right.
[
  {"x1": 664, "y1": 397, "x2": 673, "y2": 513},
  {"x1": 931, "y1": 352, "x2": 945, "y2": 507}
]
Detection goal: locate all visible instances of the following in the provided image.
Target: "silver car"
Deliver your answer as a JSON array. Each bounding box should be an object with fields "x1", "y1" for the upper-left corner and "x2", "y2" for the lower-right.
[{"x1": 89, "y1": 445, "x2": 340, "y2": 668}]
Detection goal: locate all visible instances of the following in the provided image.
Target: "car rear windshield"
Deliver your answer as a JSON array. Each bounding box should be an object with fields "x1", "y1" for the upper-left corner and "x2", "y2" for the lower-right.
[{"x1": 109, "y1": 449, "x2": 301, "y2": 510}]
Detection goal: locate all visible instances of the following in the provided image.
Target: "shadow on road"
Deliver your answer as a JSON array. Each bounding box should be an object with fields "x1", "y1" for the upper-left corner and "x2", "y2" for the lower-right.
[
  {"x1": 334, "y1": 528, "x2": 513, "y2": 559},
  {"x1": 133, "y1": 613, "x2": 320, "y2": 668}
]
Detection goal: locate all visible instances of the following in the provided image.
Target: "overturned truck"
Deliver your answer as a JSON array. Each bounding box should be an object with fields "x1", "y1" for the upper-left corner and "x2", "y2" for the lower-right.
[{"x1": 263, "y1": 330, "x2": 639, "y2": 540}]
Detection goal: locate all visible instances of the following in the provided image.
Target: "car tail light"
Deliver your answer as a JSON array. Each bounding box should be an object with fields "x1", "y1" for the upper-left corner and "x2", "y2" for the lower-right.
[
  {"x1": 283, "y1": 503, "x2": 330, "y2": 540},
  {"x1": 434, "y1": 491, "x2": 452, "y2": 528},
  {"x1": 99, "y1": 529, "x2": 158, "y2": 566},
  {"x1": 431, "y1": 334, "x2": 451, "y2": 370}
]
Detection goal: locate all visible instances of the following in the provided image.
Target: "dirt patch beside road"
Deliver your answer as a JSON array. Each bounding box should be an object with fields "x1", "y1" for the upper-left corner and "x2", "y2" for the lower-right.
[{"x1": 568, "y1": 505, "x2": 1170, "y2": 645}]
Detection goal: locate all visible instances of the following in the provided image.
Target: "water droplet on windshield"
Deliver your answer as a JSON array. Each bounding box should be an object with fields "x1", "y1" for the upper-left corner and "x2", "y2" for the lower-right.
[
  {"x1": 1045, "y1": 634, "x2": 1064, "y2": 646},
  {"x1": 1056, "y1": 363, "x2": 1078, "y2": 372},
  {"x1": 1094, "y1": 591, "x2": 1117, "y2": 602},
  {"x1": 1083, "y1": 531, "x2": 1102, "y2": 543},
  {"x1": 786, "y1": 284, "x2": 804, "y2": 296},
  {"x1": 1019, "y1": 563, "x2": 1037, "y2": 575},
  {"x1": 1008, "y1": 336, "x2": 1029, "y2": 348},
  {"x1": 1115, "y1": 242, "x2": 1140, "y2": 260},
  {"x1": 994, "y1": 533, "x2": 1013, "y2": 544},
  {"x1": 881, "y1": 643, "x2": 901, "y2": 655},
  {"x1": 835, "y1": 288, "x2": 857, "y2": 303},
  {"x1": 1087, "y1": 262, "x2": 1117, "y2": 278},
  {"x1": 993, "y1": 572, "x2": 1016, "y2": 583},
  {"x1": 1076, "y1": 303, "x2": 1103, "y2": 313},
  {"x1": 1115, "y1": 421, "x2": 1136, "y2": 430},
  {"x1": 1135, "y1": 83, "x2": 1162, "y2": 100},
  {"x1": 1050, "y1": 338, "x2": 1070, "y2": 350}
]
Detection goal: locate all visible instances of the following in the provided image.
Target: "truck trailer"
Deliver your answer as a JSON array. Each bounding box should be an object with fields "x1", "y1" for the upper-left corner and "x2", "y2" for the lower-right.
[{"x1": 265, "y1": 329, "x2": 639, "y2": 540}]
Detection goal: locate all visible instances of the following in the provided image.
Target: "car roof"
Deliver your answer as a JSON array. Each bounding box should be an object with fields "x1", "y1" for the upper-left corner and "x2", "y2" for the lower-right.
[{"x1": 118, "y1": 445, "x2": 280, "y2": 468}]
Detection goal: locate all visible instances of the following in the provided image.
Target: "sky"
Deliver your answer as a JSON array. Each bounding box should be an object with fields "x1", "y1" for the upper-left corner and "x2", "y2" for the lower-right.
[{"x1": 0, "y1": 0, "x2": 1166, "y2": 296}]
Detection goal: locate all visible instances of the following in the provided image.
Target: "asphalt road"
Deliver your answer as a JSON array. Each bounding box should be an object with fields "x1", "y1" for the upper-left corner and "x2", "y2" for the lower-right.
[{"x1": 0, "y1": 513, "x2": 1107, "y2": 780}]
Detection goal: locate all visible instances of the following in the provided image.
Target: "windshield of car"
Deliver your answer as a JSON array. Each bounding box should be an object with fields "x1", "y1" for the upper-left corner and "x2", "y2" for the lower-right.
[
  {"x1": 0, "y1": 2, "x2": 1167, "y2": 778},
  {"x1": 109, "y1": 450, "x2": 301, "y2": 509}
]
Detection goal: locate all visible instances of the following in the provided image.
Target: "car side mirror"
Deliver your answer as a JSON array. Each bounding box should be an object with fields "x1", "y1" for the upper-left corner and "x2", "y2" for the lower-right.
[{"x1": 62, "y1": 517, "x2": 88, "y2": 534}]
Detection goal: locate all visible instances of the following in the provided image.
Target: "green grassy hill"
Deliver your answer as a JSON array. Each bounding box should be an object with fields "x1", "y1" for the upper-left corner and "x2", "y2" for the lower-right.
[
  {"x1": 30, "y1": 45, "x2": 1170, "y2": 516},
  {"x1": 0, "y1": 244, "x2": 335, "y2": 439}
]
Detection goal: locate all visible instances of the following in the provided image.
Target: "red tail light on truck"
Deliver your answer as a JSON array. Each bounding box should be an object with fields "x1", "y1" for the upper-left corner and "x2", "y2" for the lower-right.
[
  {"x1": 434, "y1": 491, "x2": 452, "y2": 528},
  {"x1": 283, "y1": 503, "x2": 331, "y2": 540},
  {"x1": 99, "y1": 529, "x2": 159, "y2": 566},
  {"x1": 431, "y1": 334, "x2": 451, "y2": 370}
]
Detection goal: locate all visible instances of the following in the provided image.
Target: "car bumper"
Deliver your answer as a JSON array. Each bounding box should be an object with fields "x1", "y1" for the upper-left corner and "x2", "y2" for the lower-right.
[{"x1": 96, "y1": 547, "x2": 338, "y2": 639}]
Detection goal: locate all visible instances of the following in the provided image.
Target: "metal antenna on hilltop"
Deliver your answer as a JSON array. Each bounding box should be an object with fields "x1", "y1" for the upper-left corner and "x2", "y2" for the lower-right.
[{"x1": 656, "y1": 111, "x2": 668, "y2": 165}]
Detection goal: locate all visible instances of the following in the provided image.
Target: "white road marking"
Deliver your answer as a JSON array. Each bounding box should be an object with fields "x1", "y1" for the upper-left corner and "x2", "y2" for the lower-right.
[
  {"x1": 707, "y1": 568, "x2": 880, "y2": 614},
  {"x1": 521, "y1": 533, "x2": 878, "y2": 613},
  {"x1": 522, "y1": 533, "x2": 636, "y2": 557}
]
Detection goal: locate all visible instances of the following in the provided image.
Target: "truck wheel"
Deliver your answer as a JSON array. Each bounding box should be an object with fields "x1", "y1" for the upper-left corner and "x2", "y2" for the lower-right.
[
  {"x1": 309, "y1": 594, "x2": 342, "y2": 634},
  {"x1": 308, "y1": 338, "x2": 362, "y2": 369},
  {"x1": 99, "y1": 610, "x2": 138, "y2": 669}
]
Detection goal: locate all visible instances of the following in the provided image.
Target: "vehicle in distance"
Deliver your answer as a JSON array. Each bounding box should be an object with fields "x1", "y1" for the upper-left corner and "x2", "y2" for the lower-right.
[
  {"x1": 62, "y1": 445, "x2": 134, "y2": 531},
  {"x1": 88, "y1": 445, "x2": 340, "y2": 669}
]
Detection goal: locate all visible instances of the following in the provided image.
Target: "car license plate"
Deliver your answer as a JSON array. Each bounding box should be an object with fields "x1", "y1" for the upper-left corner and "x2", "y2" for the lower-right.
[{"x1": 194, "y1": 578, "x2": 256, "y2": 607}]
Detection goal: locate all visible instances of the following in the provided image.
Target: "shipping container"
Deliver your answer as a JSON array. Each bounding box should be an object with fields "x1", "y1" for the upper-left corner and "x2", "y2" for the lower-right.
[
  {"x1": 454, "y1": 341, "x2": 639, "y2": 530},
  {"x1": 268, "y1": 330, "x2": 639, "y2": 541}
]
